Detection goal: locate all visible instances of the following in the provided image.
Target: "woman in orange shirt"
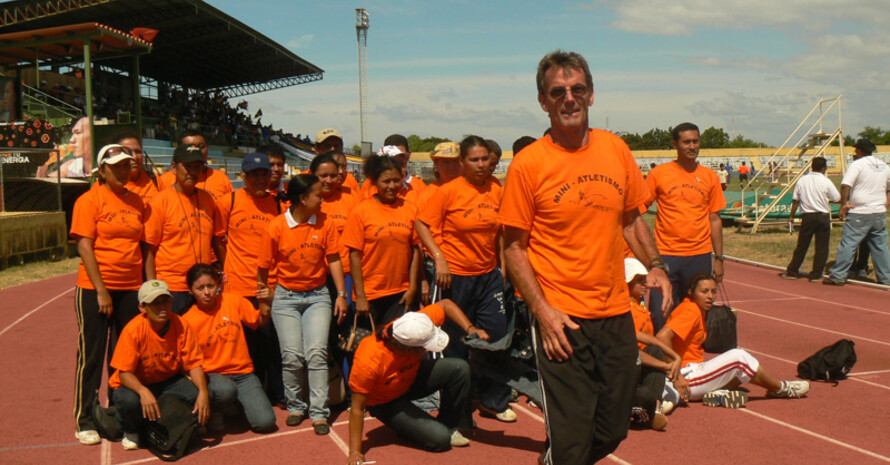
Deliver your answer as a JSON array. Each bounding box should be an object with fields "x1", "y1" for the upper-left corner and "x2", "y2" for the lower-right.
[
  {"x1": 182, "y1": 264, "x2": 276, "y2": 433},
  {"x1": 347, "y1": 300, "x2": 487, "y2": 463},
  {"x1": 343, "y1": 155, "x2": 420, "y2": 327},
  {"x1": 415, "y1": 135, "x2": 513, "y2": 421},
  {"x1": 656, "y1": 273, "x2": 810, "y2": 408},
  {"x1": 116, "y1": 133, "x2": 158, "y2": 204},
  {"x1": 257, "y1": 174, "x2": 348, "y2": 434},
  {"x1": 69, "y1": 144, "x2": 145, "y2": 445}
]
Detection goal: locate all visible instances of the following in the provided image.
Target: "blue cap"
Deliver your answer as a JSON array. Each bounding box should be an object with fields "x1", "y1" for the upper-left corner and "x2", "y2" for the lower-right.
[{"x1": 241, "y1": 152, "x2": 271, "y2": 172}]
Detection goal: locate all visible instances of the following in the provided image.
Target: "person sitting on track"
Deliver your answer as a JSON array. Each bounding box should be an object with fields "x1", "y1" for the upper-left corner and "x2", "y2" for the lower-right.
[
  {"x1": 109, "y1": 280, "x2": 210, "y2": 450},
  {"x1": 181, "y1": 264, "x2": 277, "y2": 433},
  {"x1": 347, "y1": 299, "x2": 486, "y2": 464},
  {"x1": 656, "y1": 273, "x2": 810, "y2": 408},
  {"x1": 625, "y1": 258, "x2": 683, "y2": 430}
]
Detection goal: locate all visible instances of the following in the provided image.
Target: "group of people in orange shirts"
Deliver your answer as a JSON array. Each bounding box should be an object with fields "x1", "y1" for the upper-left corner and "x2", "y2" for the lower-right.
[{"x1": 70, "y1": 125, "x2": 532, "y2": 455}]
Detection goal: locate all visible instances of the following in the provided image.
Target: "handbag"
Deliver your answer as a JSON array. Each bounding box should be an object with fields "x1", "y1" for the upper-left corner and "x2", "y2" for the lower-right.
[
  {"x1": 702, "y1": 283, "x2": 738, "y2": 353},
  {"x1": 338, "y1": 313, "x2": 376, "y2": 353}
]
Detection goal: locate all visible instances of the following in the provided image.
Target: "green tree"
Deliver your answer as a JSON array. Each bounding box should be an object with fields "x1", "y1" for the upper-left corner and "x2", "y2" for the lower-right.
[
  {"x1": 699, "y1": 126, "x2": 730, "y2": 149},
  {"x1": 858, "y1": 126, "x2": 890, "y2": 145},
  {"x1": 727, "y1": 134, "x2": 766, "y2": 148}
]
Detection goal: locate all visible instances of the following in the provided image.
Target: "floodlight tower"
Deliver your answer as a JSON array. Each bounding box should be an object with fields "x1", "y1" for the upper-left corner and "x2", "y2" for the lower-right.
[{"x1": 356, "y1": 8, "x2": 370, "y2": 153}]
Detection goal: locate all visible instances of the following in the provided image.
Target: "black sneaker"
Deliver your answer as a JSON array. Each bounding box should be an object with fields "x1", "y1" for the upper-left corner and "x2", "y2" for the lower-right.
[
  {"x1": 779, "y1": 272, "x2": 799, "y2": 280},
  {"x1": 313, "y1": 422, "x2": 330, "y2": 435}
]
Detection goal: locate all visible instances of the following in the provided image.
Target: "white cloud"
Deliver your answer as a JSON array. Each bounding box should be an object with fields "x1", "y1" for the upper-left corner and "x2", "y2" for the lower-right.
[{"x1": 287, "y1": 34, "x2": 315, "y2": 50}]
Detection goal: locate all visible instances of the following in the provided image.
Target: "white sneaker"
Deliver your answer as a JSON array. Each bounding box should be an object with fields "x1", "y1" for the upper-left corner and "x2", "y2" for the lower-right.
[
  {"x1": 450, "y1": 430, "x2": 470, "y2": 447},
  {"x1": 659, "y1": 400, "x2": 675, "y2": 416},
  {"x1": 478, "y1": 405, "x2": 517, "y2": 422},
  {"x1": 768, "y1": 380, "x2": 810, "y2": 398},
  {"x1": 702, "y1": 389, "x2": 748, "y2": 408},
  {"x1": 75, "y1": 430, "x2": 100, "y2": 445},
  {"x1": 122, "y1": 433, "x2": 139, "y2": 450}
]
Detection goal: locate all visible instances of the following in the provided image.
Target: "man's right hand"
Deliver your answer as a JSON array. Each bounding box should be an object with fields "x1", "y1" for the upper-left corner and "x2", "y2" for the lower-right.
[
  {"x1": 535, "y1": 303, "x2": 580, "y2": 362},
  {"x1": 139, "y1": 389, "x2": 161, "y2": 421}
]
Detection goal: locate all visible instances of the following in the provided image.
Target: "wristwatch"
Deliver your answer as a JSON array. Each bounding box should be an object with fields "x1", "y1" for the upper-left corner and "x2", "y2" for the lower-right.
[
  {"x1": 714, "y1": 255, "x2": 725, "y2": 261},
  {"x1": 649, "y1": 260, "x2": 670, "y2": 274},
  {"x1": 337, "y1": 291, "x2": 347, "y2": 298}
]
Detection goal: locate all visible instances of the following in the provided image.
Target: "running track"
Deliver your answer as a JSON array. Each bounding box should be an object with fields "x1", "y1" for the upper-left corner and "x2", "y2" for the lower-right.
[{"x1": 1, "y1": 260, "x2": 888, "y2": 465}]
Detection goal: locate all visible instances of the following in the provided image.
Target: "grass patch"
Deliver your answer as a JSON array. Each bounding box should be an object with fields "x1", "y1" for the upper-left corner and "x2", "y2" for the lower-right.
[{"x1": 0, "y1": 257, "x2": 79, "y2": 290}]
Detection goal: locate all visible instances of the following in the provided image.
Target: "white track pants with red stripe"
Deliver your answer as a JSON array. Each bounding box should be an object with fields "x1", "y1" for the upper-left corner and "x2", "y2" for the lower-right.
[{"x1": 670, "y1": 348, "x2": 761, "y2": 401}]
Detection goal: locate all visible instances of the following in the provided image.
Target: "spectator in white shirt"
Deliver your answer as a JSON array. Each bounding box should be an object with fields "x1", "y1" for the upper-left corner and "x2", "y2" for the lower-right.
[
  {"x1": 781, "y1": 157, "x2": 840, "y2": 281},
  {"x1": 825, "y1": 139, "x2": 890, "y2": 285}
]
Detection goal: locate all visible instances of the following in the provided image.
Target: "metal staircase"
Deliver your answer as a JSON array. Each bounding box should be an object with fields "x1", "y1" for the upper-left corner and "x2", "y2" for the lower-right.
[
  {"x1": 20, "y1": 83, "x2": 83, "y2": 127},
  {"x1": 737, "y1": 96, "x2": 845, "y2": 233}
]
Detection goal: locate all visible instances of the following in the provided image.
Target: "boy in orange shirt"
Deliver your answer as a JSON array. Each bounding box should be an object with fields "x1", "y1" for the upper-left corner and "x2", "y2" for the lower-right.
[
  {"x1": 347, "y1": 300, "x2": 486, "y2": 463},
  {"x1": 109, "y1": 280, "x2": 209, "y2": 451}
]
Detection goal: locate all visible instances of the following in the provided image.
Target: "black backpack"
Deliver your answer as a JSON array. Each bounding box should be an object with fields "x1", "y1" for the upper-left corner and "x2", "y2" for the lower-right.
[
  {"x1": 797, "y1": 339, "x2": 857, "y2": 382},
  {"x1": 703, "y1": 285, "x2": 737, "y2": 353},
  {"x1": 141, "y1": 394, "x2": 199, "y2": 461}
]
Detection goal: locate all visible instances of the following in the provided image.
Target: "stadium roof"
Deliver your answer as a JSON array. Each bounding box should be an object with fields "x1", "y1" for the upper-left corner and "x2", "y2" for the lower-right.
[
  {"x1": 0, "y1": 0, "x2": 324, "y2": 97},
  {"x1": 0, "y1": 22, "x2": 152, "y2": 67}
]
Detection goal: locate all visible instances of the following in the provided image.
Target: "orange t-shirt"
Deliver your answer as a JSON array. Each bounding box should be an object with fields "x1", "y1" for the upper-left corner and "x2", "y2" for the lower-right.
[
  {"x1": 418, "y1": 177, "x2": 502, "y2": 275},
  {"x1": 258, "y1": 211, "x2": 341, "y2": 291},
  {"x1": 321, "y1": 187, "x2": 360, "y2": 274},
  {"x1": 109, "y1": 313, "x2": 204, "y2": 389},
  {"x1": 70, "y1": 186, "x2": 145, "y2": 290},
  {"x1": 415, "y1": 182, "x2": 443, "y2": 256},
  {"x1": 630, "y1": 300, "x2": 654, "y2": 350},
  {"x1": 158, "y1": 167, "x2": 234, "y2": 201},
  {"x1": 343, "y1": 172, "x2": 360, "y2": 192},
  {"x1": 217, "y1": 189, "x2": 281, "y2": 296},
  {"x1": 144, "y1": 188, "x2": 225, "y2": 291},
  {"x1": 665, "y1": 298, "x2": 707, "y2": 367},
  {"x1": 497, "y1": 129, "x2": 649, "y2": 319},
  {"x1": 341, "y1": 198, "x2": 418, "y2": 300},
  {"x1": 645, "y1": 162, "x2": 726, "y2": 256},
  {"x1": 349, "y1": 304, "x2": 445, "y2": 406},
  {"x1": 181, "y1": 294, "x2": 260, "y2": 375},
  {"x1": 125, "y1": 171, "x2": 159, "y2": 204},
  {"x1": 738, "y1": 165, "x2": 750, "y2": 175}
]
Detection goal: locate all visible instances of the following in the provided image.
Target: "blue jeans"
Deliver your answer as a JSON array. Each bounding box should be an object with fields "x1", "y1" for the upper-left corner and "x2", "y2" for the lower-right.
[
  {"x1": 271, "y1": 285, "x2": 332, "y2": 421},
  {"x1": 829, "y1": 212, "x2": 890, "y2": 284},
  {"x1": 648, "y1": 253, "x2": 713, "y2": 332},
  {"x1": 207, "y1": 373, "x2": 277, "y2": 433}
]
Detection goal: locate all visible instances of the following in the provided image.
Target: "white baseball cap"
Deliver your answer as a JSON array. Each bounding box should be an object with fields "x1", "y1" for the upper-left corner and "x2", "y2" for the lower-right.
[
  {"x1": 391, "y1": 312, "x2": 449, "y2": 352},
  {"x1": 624, "y1": 257, "x2": 648, "y2": 283},
  {"x1": 377, "y1": 145, "x2": 405, "y2": 157},
  {"x1": 97, "y1": 144, "x2": 134, "y2": 166}
]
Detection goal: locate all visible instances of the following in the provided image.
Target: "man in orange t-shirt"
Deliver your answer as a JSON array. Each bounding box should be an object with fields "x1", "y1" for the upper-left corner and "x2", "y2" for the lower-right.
[
  {"x1": 347, "y1": 300, "x2": 483, "y2": 460},
  {"x1": 144, "y1": 144, "x2": 226, "y2": 314},
  {"x1": 157, "y1": 130, "x2": 233, "y2": 201},
  {"x1": 645, "y1": 122, "x2": 726, "y2": 331},
  {"x1": 738, "y1": 161, "x2": 750, "y2": 185},
  {"x1": 109, "y1": 280, "x2": 209, "y2": 450},
  {"x1": 499, "y1": 51, "x2": 670, "y2": 465}
]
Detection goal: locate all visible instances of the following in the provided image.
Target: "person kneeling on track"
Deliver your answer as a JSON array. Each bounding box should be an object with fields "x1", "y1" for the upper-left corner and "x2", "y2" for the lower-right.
[
  {"x1": 625, "y1": 258, "x2": 684, "y2": 431},
  {"x1": 347, "y1": 299, "x2": 486, "y2": 464},
  {"x1": 181, "y1": 264, "x2": 277, "y2": 433},
  {"x1": 657, "y1": 273, "x2": 810, "y2": 408},
  {"x1": 108, "y1": 280, "x2": 210, "y2": 450}
]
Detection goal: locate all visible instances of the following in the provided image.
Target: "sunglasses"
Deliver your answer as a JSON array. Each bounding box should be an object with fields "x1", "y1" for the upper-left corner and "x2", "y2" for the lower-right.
[
  {"x1": 547, "y1": 84, "x2": 589, "y2": 101},
  {"x1": 105, "y1": 146, "x2": 133, "y2": 157}
]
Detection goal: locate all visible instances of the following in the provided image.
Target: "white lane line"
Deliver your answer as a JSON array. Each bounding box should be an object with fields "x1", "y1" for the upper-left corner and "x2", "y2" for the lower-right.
[
  {"x1": 328, "y1": 428, "x2": 350, "y2": 455},
  {"x1": 0, "y1": 287, "x2": 72, "y2": 338},
  {"x1": 114, "y1": 418, "x2": 363, "y2": 465},
  {"x1": 743, "y1": 347, "x2": 890, "y2": 392},
  {"x1": 511, "y1": 403, "x2": 632, "y2": 465},
  {"x1": 726, "y1": 279, "x2": 890, "y2": 317},
  {"x1": 731, "y1": 297, "x2": 803, "y2": 303},
  {"x1": 736, "y1": 307, "x2": 890, "y2": 347},
  {"x1": 848, "y1": 369, "x2": 890, "y2": 377},
  {"x1": 738, "y1": 409, "x2": 890, "y2": 462},
  {"x1": 101, "y1": 438, "x2": 111, "y2": 465}
]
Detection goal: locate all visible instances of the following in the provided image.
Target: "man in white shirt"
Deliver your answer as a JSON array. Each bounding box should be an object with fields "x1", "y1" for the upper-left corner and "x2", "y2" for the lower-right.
[
  {"x1": 718, "y1": 163, "x2": 729, "y2": 191},
  {"x1": 825, "y1": 139, "x2": 890, "y2": 285},
  {"x1": 781, "y1": 157, "x2": 840, "y2": 281}
]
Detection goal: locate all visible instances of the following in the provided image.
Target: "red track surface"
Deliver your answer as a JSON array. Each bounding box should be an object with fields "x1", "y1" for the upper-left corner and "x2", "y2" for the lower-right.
[{"x1": 2, "y1": 260, "x2": 889, "y2": 465}]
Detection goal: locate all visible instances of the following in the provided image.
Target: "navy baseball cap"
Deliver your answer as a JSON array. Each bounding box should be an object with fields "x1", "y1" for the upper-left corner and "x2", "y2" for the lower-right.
[{"x1": 242, "y1": 152, "x2": 271, "y2": 172}]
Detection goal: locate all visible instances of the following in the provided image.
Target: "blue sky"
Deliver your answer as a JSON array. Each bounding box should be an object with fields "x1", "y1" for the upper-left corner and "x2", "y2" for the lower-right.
[{"x1": 208, "y1": 0, "x2": 889, "y2": 150}]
